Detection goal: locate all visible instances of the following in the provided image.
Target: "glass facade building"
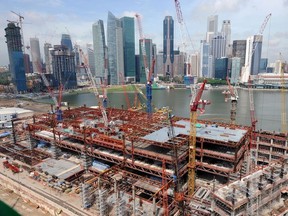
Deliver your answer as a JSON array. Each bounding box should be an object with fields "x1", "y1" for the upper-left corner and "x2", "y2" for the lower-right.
[
  {"x1": 51, "y1": 45, "x2": 77, "y2": 89},
  {"x1": 120, "y1": 16, "x2": 135, "y2": 83},
  {"x1": 5, "y1": 23, "x2": 27, "y2": 92},
  {"x1": 139, "y1": 39, "x2": 153, "y2": 84},
  {"x1": 231, "y1": 57, "x2": 241, "y2": 84},
  {"x1": 107, "y1": 12, "x2": 124, "y2": 85},
  {"x1": 93, "y1": 20, "x2": 106, "y2": 79},
  {"x1": 163, "y1": 16, "x2": 174, "y2": 77},
  {"x1": 61, "y1": 34, "x2": 73, "y2": 51},
  {"x1": 30, "y1": 37, "x2": 42, "y2": 73},
  {"x1": 215, "y1": 57, "x2": 228, "y2": 79}
]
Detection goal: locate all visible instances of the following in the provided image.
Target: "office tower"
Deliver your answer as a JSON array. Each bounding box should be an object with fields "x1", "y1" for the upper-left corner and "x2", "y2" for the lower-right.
[
  {"x1": 135, "y1": 55, "x2": 140, "y2": 82},
  {"x1": 93, "y1": 20, "x2": 106, "y2": 79},
  {"x1": 173, "y1": 51, "x2": 185, "y2": 77},
  {"x1": 87, "y1": 44, "x2": 95, "y2": 75},
  {"x1": 30, "y1": 37, "x2": 42, "y2": 73},
  {"x1": 51, "y1": 45, "x2": 77, "y2": 89},
  {"x1": 215, "y1": 57, "x2": 228, "y2": 79},
  {"x1": 156, "y1": 52, "x2": 164, "y2": 77},
  {"x1": 139, "y1": 39, "x2": 153, "y2": 83},
  {"x1": 74, "y1": 44, "x2": 81, "y2": 67},
  {"x1": 260, "y1": 58, "x2": 268, "y2": 73},
  {"x1": 232, "y1": 40, "x2": 246, "y2": 68},
  {"x1": 190, "y1": 52, "x2": 199, "y2": 77},
  {"x1": 231, "y1": 57, "x2": 241, "y2": 84},
  {"x1": 206, "y1": 15, "x2": 218, "y2": 43},
  {"x1": 221, "y1": 20, "x2": 232, "y2": 56},
  {"x1": 241, "y1": 35, "x2": 263, "y2": 83},
  {"x1": 211, "y1": 34, "x2": 226, "y2": 59},
  {"x1": 23, "y1": 54, "x2": 32, "y2": 74},
  {"x1": 5, "y1": 22, "x2": 27, "y2": 92},
  {"x1": 107, "y1": 12, "x2": 124, "y2": 85},
  {"x1": 200, "y1": 40, "x2": 210, "y2": 77},
  {"x1": 61, "y1": 34, "x2": 73, "y2": 51},
  {"x1": 44, "y1": 43, "x2": 52, "y2": 74},
  {"x1": 163, "y1": 16, "x2": 174, "y2": 77},
  {"x1": 120, "y1": 16, "x2": 136, "y2": 83},
  {"x1": 152, "y1": 43, "x2": 157, "y2": 60}
]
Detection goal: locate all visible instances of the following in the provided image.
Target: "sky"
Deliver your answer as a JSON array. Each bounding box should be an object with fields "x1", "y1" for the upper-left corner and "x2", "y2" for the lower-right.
[{"x1": 0, "y1": 0, "x2": 288, "y2": 66}]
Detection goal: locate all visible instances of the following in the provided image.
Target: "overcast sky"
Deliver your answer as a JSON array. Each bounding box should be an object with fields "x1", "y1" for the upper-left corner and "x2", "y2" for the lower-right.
[{"x1": 1, "y1": 0, "x2": 288, "y2": 66}]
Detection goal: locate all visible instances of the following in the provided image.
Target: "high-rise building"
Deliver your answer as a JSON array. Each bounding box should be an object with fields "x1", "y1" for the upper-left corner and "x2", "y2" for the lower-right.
[
  {"x1": 156, "y1": 52, "x2": 164, "y2": 77},
  {"x1": 139, "y1": 39, "x2": 153, "y2": 83},
  {"x1": 215, "y1": 57, "x2": 228, "y2": 79},
  {"x1": 44, "y1": 43, "x2": 52, "y2": 74},
  {"x1": 163, "y1": 16, "x2": 174, "y2": 77},
  {"x1": 206, "y1": 15, "x2": 218, "y2": 43},
  {"x1": 260, "y1": 58, "x2": 268, "y2": 73},
  {"x1": 241, "y1": 35, "x2": 263, "y2": 83},
  {"x1": 87, "y1": 44, "x2": 95, "y2": 75},
  {"x1": 200, "y1": 40, "x2": 210, "y2": 78},
  {"x1": 211, "y1": 34, "x2": 226, "y2": 59},
  {"x1": 190, "y1": 52, "x2": 199, "y2": 77},
  {"x1": 92, "y1": 20, "x2": 106, "y2": 79},
  {"x1": 232, "y1": 40, "x2": 246, "y2": 71},
  {"x1": 221, "y1": 20, "x2": 232, "y2": 56},
  {"x1": 5, "y1": 23, "x2": 27, "y2": 92},
  {"x1": 107, "y1": 12, "x2": 124, "y2": 85},
  {"x1": 173, "y1": 51, "x2": 185, "y2": 77},
  {"x1": 30, "y1": 37, "x2": 42, "y2": 73},
  {"x1": 23, "y1": 54, "x2": 32, "y2": 74},
  {"x1": 61, "y1": 34, "x2": 73, "y2": 51},
  {"x1": 231, "y1": 57, "x2": 241, "y2": 84},
  {"x1": 51, "y1": 45, "x2": 77, "y2": 89},
  {"x1": 120, "y1": 16, "x2": 136, "y2": 83}
]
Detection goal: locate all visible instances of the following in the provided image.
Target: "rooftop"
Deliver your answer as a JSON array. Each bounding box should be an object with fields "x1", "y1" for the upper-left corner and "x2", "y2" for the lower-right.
[{"x1": 143, "y1": 120, "x2": 247, "y2": 143}]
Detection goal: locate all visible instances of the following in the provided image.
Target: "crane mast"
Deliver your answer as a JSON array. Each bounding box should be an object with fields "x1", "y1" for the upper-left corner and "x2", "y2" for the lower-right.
[
  {"x1": 135, "y1": 13, "x2": 153, "y2": 115},
  {"x1": 79, "y1": 50, "x2": 108, "y2": 127},
  {"x1": 248, "y1": 13, "x2": 271, "y2": 136},
  {"x1": 188, "y1": 80, "x2": 209, "y2": 196},
  {"x1": 174, "y1": 0, "x2": 191, "y2": 76}
]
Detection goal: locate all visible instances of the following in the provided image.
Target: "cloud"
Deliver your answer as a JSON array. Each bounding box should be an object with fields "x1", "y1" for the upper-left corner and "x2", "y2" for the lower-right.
[{"x1": 284, "y1": 0, "x2": 288, "y2": 6}]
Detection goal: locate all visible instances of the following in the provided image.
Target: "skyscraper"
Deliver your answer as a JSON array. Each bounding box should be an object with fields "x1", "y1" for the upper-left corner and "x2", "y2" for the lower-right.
[
  {"x1": 139, "y1": 39, "x2": 153, "y2": 83},
  {"x1": 107, "y1": 12, "x2": 124, "y2": 85},
  {"x1": 44, "y1": 43, "x2": 52, "y2": 74},
  {"x1": 92, "y1": 20, "x2": 106, "y2": 79},
  {"x1": 87, "y1": 44, "x2": 95, "y2": 75},
  {"x1": 61, "y1": 34, "x2": 73, "y2": 51},
  {"x1": 200, "y1": 40, "x2": 210, "y2": 78},
  {"x1": 30, "y1": 37, "x2": 42, "y2": 73},
  {"x1": 232, "y1": 40, "x2": 246, "y2": 68},
  {"x1": 51, "y1": 45, "x2": 77, "y2": 89},
  {"x1": 241, "y1": 35, "x2": 263, "y2": 83},
  {"x1": 221, "y1": 20, "x2": 232, "y2": 56},
  {"x1": 120, "y1": 16, "x2": 136, "y2": 83},
  {"x1": 163, "y1": 16, "x2": 174, "y2": 77},
  {"x1": 206, "y1": 15, "x2": 218, "y2": 43},
  {"x1": 5, "y1": 22, "x2": 27, "y2": 92},
  {"x1": 211, "y1": 34, "x2": 226, "y2": 59},
  {"x1": 231, "y1": 57, "x2": 241, "y2": 84},
  {"x1": 190, "y1": 53, "x2": 199, "y2": 77}
]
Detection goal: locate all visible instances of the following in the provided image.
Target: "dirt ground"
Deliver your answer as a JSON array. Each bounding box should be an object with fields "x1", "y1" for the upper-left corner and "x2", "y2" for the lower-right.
[
  {"x1": 0, "y1": 187, "x2": 50, "y2": 216},
  {"x1": 0, "y1": 98, "x2": 53, "y2": 114}
]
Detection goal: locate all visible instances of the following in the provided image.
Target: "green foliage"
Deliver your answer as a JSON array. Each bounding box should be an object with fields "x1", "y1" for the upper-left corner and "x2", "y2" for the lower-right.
[
  {"x1": 197, "y1": 78, "x2": 226, "y2": 85},
  {"x1": 0, "y1": 72, "x2": 11, "y2": 85}
]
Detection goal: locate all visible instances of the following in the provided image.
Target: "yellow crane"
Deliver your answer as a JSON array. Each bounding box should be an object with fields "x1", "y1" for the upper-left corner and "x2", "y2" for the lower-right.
[{"x1": 188, "y1": 80, "x2": 209, "y2": 196}]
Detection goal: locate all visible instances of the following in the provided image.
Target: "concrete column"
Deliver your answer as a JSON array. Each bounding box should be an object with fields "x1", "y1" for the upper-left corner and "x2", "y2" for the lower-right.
[
  {"x1": 152, "y1": 197, "x2": 156, "y2": 216},
  {"x1": 132, "y1": 185, "x2": 136, "y2": 216}
]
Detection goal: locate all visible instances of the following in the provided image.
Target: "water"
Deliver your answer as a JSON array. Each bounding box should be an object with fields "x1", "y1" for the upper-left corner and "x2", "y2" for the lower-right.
[{"x1": 38, "y1": 88, "x2": 288, "y2": 132}]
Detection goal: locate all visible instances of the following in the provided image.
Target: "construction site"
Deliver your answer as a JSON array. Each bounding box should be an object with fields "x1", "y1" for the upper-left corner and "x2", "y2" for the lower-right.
[{"x1": 1, "y1": 2, "x2": 288, "y2": 216}]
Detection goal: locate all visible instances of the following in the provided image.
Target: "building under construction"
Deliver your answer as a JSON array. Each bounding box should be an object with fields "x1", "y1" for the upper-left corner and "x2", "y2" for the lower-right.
[{"x1": 1, "y1": 106, "x2": 287, "y2": 215}]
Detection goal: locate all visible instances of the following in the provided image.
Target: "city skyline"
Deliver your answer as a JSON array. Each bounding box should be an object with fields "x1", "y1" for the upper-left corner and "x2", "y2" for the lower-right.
[{"x1": 0, "y1": 0, "x2": 288, "y2": 66}]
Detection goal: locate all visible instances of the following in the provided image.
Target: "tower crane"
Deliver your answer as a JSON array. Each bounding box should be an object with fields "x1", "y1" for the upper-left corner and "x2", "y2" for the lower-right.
[
  {"x1": 222, "y1": 77, "x2": 239, "y2": 125},
  {"x1": 188, "y1": 80, "x2": 210, "y2": 196},
  {"x1": 135, "y1": 13, "x2": 154, "y2": 116},
  {"x1": 174, "y1": 0, "x2": 192, "y2": 77},
  {"x1": 248, "y1": 13, "x2": 271, "y2": 140},
  {"x1": 79, "y1": 49, "x2": 109, "y2": 127}
]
